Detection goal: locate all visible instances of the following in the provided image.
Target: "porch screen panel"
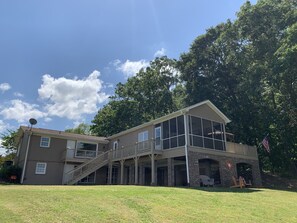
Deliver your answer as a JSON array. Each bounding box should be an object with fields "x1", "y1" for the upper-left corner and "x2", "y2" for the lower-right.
[
  {"x1": 170, "y1": 118, "x2": 177, "y2": 137},
  {"x1": 192, "y1": 117, "x2": 202, "y2": 136},
  {"x1": 213, "y1": 122, "x2": 223, "y2": 140},
  {"x1": 202, "y1": 119, "x2": 213, "y2": 138},
  {"x1": 161, "y1": 115, "x2": 185, "y2": 149},
  {"x1": 162, "y1": 120, "x2": 170, "y2": 149},
  {"x1": 177, "y1": 116, "x2": 185, "y2": 135},
  {"x1": 162, "y1": 121, "x2": 169, "y2": 139},
  {"x1": 189, "y1": 115, "x2": 226, "y2": 151}
]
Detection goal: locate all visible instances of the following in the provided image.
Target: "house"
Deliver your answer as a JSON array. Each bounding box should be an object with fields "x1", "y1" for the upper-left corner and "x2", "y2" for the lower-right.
[{"x1": 14, "y1": 100, "x2": 262, "y2": 187}]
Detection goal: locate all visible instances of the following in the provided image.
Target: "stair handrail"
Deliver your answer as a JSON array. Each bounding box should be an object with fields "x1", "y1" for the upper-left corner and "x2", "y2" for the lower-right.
[{"x1": 64, "y1": 150, "x2": 110, "y2": 183}]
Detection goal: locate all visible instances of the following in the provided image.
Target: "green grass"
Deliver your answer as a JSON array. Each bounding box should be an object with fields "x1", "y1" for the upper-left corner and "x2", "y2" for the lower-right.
[{"x1": 0, "y1": 186, "x2": 296, "y2": 223}]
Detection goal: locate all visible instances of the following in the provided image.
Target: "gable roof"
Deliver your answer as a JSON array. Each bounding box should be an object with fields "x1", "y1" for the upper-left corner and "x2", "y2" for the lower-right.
[
  {"x1": 109, "y1": 100, "x2": 231, "y2": 139},
  {"x1": 18, "y1": 126, "x2": 109, "y2": 144}
]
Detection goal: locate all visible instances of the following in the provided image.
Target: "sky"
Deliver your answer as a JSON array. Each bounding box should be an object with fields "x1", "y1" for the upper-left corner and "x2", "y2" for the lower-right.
[{"x1": 0, "y1": 0, "x2": 257, "y2": 154}]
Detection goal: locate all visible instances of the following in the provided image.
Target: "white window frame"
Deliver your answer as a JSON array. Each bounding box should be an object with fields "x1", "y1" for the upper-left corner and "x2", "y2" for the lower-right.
[
  {"x1": 35, "y1": 162, "x2": 47, "y2": 174},
  {"x1": 75, "y1": 141, "x2": 98, "y2": 158},
  {"x1": 40, "y1": 137, "x2": 50, "y2": 148},
  {"x1": 154, "y1": 126, "x2": 162, "y2": 149},
  {"x1": 113, "y1": 141, "x2": 118, "y2": 150}
]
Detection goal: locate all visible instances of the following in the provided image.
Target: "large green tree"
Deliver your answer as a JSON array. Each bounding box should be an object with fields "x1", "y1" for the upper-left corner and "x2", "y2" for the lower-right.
[
  {"x1": 91, "y1": 56, "x2": 181, "y2": 136},
  {"x1": 179, "y1": 0, "x2": 297, "y2": 175},
  {"x1": 91, "y1": 100, "x2": 142, "y2": 137},
  {"x1": 65, "y1": 123, "x2": 91, "y2": 135}
]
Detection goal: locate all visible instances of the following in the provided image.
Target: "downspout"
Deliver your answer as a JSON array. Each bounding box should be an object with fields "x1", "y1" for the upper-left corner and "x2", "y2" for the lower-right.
[
  {"x1": 20, "y1": 130, "x2": 32, "y2": 184},
  {"x1": 183, "y1": 113, "x2": 190, "y2": 186}
]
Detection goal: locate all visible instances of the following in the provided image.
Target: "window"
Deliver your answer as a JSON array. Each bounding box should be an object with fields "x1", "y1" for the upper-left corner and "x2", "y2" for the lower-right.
[
  {"x1": 189, "y1": 115, "x2": 226, "y2": 151},
  {"x1": 138, "y1": 131, "x2": 149, "y2": 150},
  {"x1": 202, "y1": 119, "x2": 213, "y2": 138},
  {"x1": 35, "y1": 162, "x2": 47, "y2": 174},
  {"x1": 113, "y1": 141, "x2": 118, "y2": 150},
  {"x1": 40, "y1": 137, "x2": 50, "y2": 148},
  {"x1": 161, "y1": 115, "x2": 185, "y2": 149},
  {"x1": 138, "y1": 131, "x2": 148, "y2": 142},
  {"x1": 76, "y1": 142, "x2": 97, "y2": 158},
  {"x1": 79, "y1": 172, "x2": 95, "y2": 184},
  {"x1": 177, "y1": 116, "x2": 185, "y2": 135},
  {"x1": 155, "y1": 126, "x2": 161, "y2": 149},
  {"x1": 162, "y1": 121, "x2": 169, "y2": 139},
  {"x1": 192, "y1": 117, "x2": 202, "y2": 136}
]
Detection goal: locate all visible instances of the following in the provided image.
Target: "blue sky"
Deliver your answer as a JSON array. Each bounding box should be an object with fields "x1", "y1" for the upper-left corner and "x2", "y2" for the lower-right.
[{"x1": 0, "y1": 0, "x2": 256, "y2": 154}]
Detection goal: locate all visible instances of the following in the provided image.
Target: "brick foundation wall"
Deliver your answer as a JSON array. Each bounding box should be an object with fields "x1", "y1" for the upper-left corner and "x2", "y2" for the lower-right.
[{"x1": 188, "y1": 150, "x2": 262, "y2": 187}]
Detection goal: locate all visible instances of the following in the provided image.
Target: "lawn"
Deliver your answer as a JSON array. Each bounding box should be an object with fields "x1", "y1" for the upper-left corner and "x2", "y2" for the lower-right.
[{"x1": 0, "y1": 185, "x2": 296, "y2": 223}]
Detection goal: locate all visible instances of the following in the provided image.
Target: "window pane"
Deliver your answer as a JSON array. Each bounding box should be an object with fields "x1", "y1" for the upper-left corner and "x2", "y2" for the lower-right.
[
  {"x1": 163, "y1": 139, "x2": 169, "y2": 149},
  {"x1": 178, "y1": 135, "x2": 185, "y2": 147},
  {"x1": 177, "y1": 116, "x2": 185, "y2": 135},
  {"x1": 213, "y1": 122, "x2": 222, "y2": 140},
  {"x1": 40, "y1": 137, "x2": 50, "y2": 147},
  {"x1": 77, "y1": 142, "x2": 97, "y2": 151},
  {"x1": 155, "y1": 127, "x2": 161, "y2": 147},
  {"x1": 143, "y1": 131, "x2": 148, "y2": 141},
  {"x1": 193, "y1": 136, "x2": 203, "y2": 147},
  {"x1": 188, "y1": 116, "x2": 192, "y2": 134},
  {"x1": 162, "y1": 121, "x2": 169, "y2": 139},
  {"x1": 170, "y1": 118, "x2": 177, "y2": 137},
  {"x1": 192, "y1": 117, "x2": 202, "y2": 136},
  {"x1": 214, "y1": 140, "x2": 224, "y2": 150},
  {"x1": 155, "y1": 127, "x2": 161, "y2": 139},
  {"x1": 138, "y1": 133, "x2": 142, "y2": 142},
  {"x1": 138, "y1": 131, "x2": 148, "y2": 142},
  {"x1": 221, "y1": 124, "x2": 225, "y2": 141},
  {"x1": 204, "y1": 138, "x2": 214, "y2": 149},
  {"x1": 170, "y1": 137, "x2": 177, "y2": 148},
  {"x1": 35, "y1": 163, "x2": 46, "y2": 174},
  {"x1": 202, "y1": 119, "x2": 213, "y2": 138}
]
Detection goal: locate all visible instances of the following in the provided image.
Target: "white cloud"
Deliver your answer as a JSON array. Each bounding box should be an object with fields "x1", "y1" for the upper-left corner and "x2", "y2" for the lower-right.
[
  {"x1": 38, "y1": 70, "x2": 109, "y2": 120},
  {"x1": 0, "y1": 120, "x2": 9, "y2": 133},
  {"x1": 14, "y1": 92, "x2": 24, "y2": 97},
  {"x1": 0, "y1": 100, "x2": 46, "y2": 123},
  {"x1": 114, "y1": 59, "x2": 149, "y2": 78},
  {"x1": 44, "y1": 117, "x2": 52, "y2": 122},
  {"x1": 154, "y1": 48, "x2": 166, "y2": 57},
  {"x1": 0, "y1": 83, "x2": 11, "y2": 93}
]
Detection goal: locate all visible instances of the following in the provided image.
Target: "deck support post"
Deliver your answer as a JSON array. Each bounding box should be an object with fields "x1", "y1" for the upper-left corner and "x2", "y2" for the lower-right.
[
  {"x1": 108, "y1": 162, "x2": 113, "y2": 185},
  {"x1": 134, "y1": 157, "x2": 139, "y2": 185},
  {"x1": 120, "y1": 160, "x2": 125, "y2": 185},
  {"x1": 150, "y1": 154, "x2": 157, "y2": 186}
]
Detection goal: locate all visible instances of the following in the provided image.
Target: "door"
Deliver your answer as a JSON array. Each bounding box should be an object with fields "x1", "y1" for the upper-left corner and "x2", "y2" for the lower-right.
[
  {"x1": 155, "y1": 126, "x2": 161, "y2": 150},
  {"x1": 113, "y1": 141, "x2": 118, "y2": 159}
]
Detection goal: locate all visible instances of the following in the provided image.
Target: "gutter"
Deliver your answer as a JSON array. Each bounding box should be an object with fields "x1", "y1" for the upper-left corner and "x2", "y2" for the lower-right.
[
  {"x1": 183, "y1": 113, "x2": 190, "y2": 186},
  {"x1": 20, "y1": 130, "x2": 32, "y2": 184}
]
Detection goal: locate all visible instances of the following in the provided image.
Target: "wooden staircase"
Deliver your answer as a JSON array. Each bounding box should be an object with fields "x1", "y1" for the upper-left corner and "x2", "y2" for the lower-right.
[{"x1": 64, "y1": 151, "x2": 110, "y2": 185}]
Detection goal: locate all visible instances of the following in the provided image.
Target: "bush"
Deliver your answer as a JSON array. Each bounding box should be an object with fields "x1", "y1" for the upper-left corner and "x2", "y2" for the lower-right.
[{"x1": 0, "y1": 165, "x2": 22, "y2": 183}]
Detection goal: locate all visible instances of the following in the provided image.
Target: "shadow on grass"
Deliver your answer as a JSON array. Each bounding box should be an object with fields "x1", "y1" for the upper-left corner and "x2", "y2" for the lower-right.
[
  {"x1": 178, "y1": 186, "x2": 262, "y2": 193},
  {"x1": 184, "y1": 186, "x2": 297, "y2": 193},
  {"x1": 260, "y1": 186, "x2": 297, "y2": 193}
]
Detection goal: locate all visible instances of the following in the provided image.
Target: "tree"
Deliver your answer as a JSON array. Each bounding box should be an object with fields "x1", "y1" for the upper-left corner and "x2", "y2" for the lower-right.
[
  {"x1": 1, "y1": 130, "x2": 18, "y2": 155},
  {"x1": 91, "y1": 100, "x2": 142, "y2": 137},
  {"x1": 65, "y1": 123, "x2": 91, "y2": 135},
  {"x1": 91, "y1": 56, "x2": 181, "y2": 136},
  {"x1": 115, "y1": 56, "x2": 179, "y2": 120},
  {"x1": 178, "y1": 0, "x2": 297, "y2": 175}
]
